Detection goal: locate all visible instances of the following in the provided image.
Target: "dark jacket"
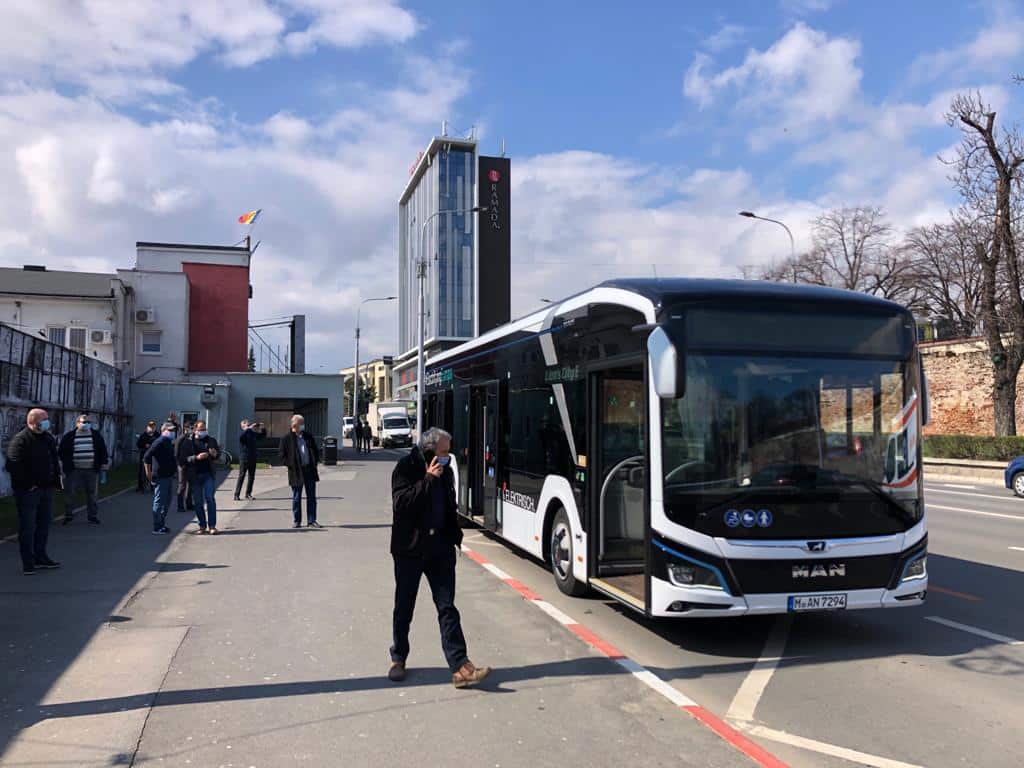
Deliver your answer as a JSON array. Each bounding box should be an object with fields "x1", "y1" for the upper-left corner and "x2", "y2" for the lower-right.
[
  {"x1": 279, "y1": 431, "x2": 320, "y2": 487},
  {"x1": 5, "y1": 427, "x2": 60, "y2": 493},
  {"x1": 176, "y1": 433, "x2": 220, "y2": 481},
  {"x1": 390, "y1": 447, "x2": 462, "y2": 556},
  {"x1": 143, "y1": 436, "x2": 178, "y2": 480},
  {"x1": 58, "y1": 428, "x2": 109, "y2": 472},
  {"x1": 137, "y1": 430, "x2": 156, "y2": 459},
  {"x1": 238, "y1": 425, "x2": 265, "y2": 464}
]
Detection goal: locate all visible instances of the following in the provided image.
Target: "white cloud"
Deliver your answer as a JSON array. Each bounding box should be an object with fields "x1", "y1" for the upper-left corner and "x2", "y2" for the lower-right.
[
  {"x1": 910, "y1": 7, "x2": 1024, "y2": 83},
  {"x1": 283, "y1": 0, "x2": 418, "y2": 55},
  {"x1": 684, "y1": 23, "x2": 862, "y2": 147},
  {"x1": 703, "y1": 24, "x2": 746, "y2": 53}
]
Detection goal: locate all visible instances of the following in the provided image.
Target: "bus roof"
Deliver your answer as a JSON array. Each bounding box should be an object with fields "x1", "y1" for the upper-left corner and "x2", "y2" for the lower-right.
[{"x1": 427, "y1": 278, "x2": 912, "y2": 369}]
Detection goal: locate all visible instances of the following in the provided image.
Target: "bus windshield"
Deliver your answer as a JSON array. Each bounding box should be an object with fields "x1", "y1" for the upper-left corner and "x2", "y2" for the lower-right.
[
  {"x1": 383, "y1": 417, "x2": 409, "y2": 430},
  {"x1": 661, "y1": 353, "x2": 922, "y2": 539}
]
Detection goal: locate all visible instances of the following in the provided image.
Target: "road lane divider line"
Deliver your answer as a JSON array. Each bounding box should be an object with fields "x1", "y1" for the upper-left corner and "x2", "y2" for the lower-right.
[
  {"x1": 726, "y1": 615, "x2": 792, "y2": 723},
  {"x1": 737, "y1": 723, "x2": 926, "y2": 768},
  {"x1": 928, "y1": 585, "x2": 982, "y2": 602},
  {"x1": 924, "y1": 616, "x2": 1024, "y2": 646},
  {"x1": 926, "y1": 503, "x2": 1024, "y2": 521},
  {"x1": 1009, "y1": 546, "x2": 1024, "y2": 552},
  {"x1": 936, "y1": 483, "x2": 977, "y2": 490},
  {"x1": 459, "y1": 544, "x2": 791, "y2": 768},
  {"x1": 926, "y1": 488, "x2": 1013, "y2": 502},
  {"x1": 480, "y1": 562, "x2": 512, "y2": 580}
]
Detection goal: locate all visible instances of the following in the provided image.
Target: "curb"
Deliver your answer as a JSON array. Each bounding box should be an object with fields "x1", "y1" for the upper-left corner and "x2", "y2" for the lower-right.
[{"x1": 460, "y1": 545, "x2": 790, "y2": 768}]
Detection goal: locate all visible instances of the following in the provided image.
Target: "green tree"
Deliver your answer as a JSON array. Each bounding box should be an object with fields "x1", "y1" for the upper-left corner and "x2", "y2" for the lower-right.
[{"x1": 344, "y1": 375, "x2": 376, "y2": 416}]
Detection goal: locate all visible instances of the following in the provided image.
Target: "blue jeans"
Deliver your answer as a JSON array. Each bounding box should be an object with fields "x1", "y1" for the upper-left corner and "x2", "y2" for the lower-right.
[
  {"x1": 192, "y1": 473, "x2": 217, "y2": 529},
  {"x1": 16, "y1": 487, "x2": 54, "y2": 569},
  {"x1": 152, "y1": 476, "x2": 173, "y2": 530},
  {"x1": 291, "y1": 465, "x2": 317, "y2": 524}
]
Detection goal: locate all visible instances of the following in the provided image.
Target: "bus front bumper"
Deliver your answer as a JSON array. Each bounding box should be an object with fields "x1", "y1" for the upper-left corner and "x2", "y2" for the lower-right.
[{"x1": 649, "y1": 575, "x2": 928, "y2": 618}]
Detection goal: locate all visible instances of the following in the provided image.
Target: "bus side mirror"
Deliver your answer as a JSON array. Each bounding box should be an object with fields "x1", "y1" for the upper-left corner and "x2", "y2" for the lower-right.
[{"x1": 648, "y1": 326, "x2": 684, "y2": 399}]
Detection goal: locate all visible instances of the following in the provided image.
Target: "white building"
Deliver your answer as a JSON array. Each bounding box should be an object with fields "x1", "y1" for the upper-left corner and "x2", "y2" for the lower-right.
[{"x1": 0, "y1": 266, "x2": 121, "y2": 364}]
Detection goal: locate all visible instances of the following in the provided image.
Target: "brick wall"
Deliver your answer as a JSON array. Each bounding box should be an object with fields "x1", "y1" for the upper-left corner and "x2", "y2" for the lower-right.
[{"x1": 921, "y1": 337, "x2": 1024, "y2": 435}]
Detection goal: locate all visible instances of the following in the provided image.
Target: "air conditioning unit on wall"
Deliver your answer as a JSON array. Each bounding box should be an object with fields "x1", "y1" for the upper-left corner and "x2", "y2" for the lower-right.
[
  {"x1": 135, "y1": 308, "x2": 156, "y2": 323},
  {"x1": 90, "y1": 329, "x2": 113, "y2": 345}
]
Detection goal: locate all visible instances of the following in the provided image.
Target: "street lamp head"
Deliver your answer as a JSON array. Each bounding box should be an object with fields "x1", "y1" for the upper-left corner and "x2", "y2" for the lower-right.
[
  {"x1": 739, "y1": 211, "x2": 756, "y2": 218},
  {"x1": 471, "y1": 205, "x2": 488, "y2": 213}
]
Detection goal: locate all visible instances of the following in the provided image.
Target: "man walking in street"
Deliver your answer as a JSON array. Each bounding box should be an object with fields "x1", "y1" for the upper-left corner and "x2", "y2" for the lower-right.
[
  {"x1": 279, "y1": 414, "x2": 321, "y2": 529},
  {"x1": 59, "y1": 412, "x2": 109, "y2": 525},
  {"x1": 143, "y1": 422, "x2": 177, "y2": 535},
  {"x1": 388, "y1": 427, "x2": 490, "y2": 688},
  {"x1": 363, "y1": 421, "x2": 373, "y2": 453},
  {"x1": 136, "y1": 420, "x2": 157, "y2": 492},
  {"x1": 5, "y1": 409, "x2": 62, "y2": 575},
  {"x1": 234, "y1": 418, "x2": 266, "y2": 501},
  {"x1": 177, "y1": 420, "x2": 221, "y2": 534}
]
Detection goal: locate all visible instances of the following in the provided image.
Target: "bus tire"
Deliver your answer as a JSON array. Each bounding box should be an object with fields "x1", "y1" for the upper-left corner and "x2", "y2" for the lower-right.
[
  {"x1": 550, "y1": 507, "x2": 587, "y2": 596},
  {"x1": 1013, "y1": 472, "x2": 1024, "y2": 498}
]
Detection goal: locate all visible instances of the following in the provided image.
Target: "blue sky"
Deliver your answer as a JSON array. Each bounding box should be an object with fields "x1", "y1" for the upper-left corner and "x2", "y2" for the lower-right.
[{"x1": 0, "y1": 0, "x2": 1022, "y2": 369}]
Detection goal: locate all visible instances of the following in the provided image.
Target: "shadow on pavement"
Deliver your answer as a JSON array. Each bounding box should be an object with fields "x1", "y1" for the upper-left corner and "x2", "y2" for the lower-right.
[
  {"x1": 20, "y1": 656, "x2": 623, "y2": 725},
  {"x1": 0, "y1": 469, "x2": 236, "y2": 757}
]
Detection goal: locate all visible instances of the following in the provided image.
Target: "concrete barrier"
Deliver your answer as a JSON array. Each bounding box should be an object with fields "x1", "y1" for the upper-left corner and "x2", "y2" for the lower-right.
[{"x1": 923, "y1": 457, "x2": 1006, "y2": 486}]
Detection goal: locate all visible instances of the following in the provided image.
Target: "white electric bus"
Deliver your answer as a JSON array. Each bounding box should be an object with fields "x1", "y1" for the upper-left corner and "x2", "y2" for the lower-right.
[{"x1": 423, "y1": 279, "x2": 928, "y2": 618}]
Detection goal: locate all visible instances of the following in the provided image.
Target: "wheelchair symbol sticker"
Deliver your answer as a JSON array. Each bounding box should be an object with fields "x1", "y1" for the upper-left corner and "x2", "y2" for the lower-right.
[{"x1": 724, "y1": 509, "x2": 741, "y2": 528}]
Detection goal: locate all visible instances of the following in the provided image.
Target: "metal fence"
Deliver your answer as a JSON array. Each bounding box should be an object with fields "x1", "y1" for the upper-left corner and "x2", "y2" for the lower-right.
[{"x1": 0, "y1": 323, "x2": 131, "y2": 496}]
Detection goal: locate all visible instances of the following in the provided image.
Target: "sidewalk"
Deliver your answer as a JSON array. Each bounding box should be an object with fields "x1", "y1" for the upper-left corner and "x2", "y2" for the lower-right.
[{"x1": 0, "y1": 449, "x2": 740, "y2": 767}]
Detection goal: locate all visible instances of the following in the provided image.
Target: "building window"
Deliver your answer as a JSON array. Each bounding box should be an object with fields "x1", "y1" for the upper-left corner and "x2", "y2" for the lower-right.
[
  {"x1": 141, "y1": 330, "x2": 162, "y2": 354},
  {"x1": 68, "y1": 327, "x2": 87, "y2": 352},
  {"x1": 47, "y1": 327, "x2": 66, "y2": 346}
]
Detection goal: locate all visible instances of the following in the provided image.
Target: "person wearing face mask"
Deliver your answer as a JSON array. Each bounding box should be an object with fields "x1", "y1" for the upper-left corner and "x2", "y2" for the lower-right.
[
  {"x1": 143, "y1": 422, "x2": 179, "y2": 535},
  {"x1": 58, "y1": 412, "x2": 110, "y2": 525},
  {"x1": 5, "y1": 408, "x2": 62, "y2": 575},
  {"x1": 178, "y1": 420, "x2": 221, "y2": 534},
  {"x1": 387, "y1": 427, "x2": 490, "y2": 688},
  {"x1": 279, "y1": 414, "x2": 321, "y2": 528},
  {"x1": 136, "y1": 421, "x2": 158, "y2": 492}
]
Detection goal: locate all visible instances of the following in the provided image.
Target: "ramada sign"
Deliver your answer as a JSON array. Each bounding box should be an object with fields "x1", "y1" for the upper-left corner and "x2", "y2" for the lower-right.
[{"x1": 487, "y1": 169, "x2": 501, "y2": 230}]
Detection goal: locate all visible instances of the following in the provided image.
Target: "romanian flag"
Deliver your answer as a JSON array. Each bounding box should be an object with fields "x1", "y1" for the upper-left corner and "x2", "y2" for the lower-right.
[{"x1": 238, "y1": 209, "x2": 261, "y2": 226}]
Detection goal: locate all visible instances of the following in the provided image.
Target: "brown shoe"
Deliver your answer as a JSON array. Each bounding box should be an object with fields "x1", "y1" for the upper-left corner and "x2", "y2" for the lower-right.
[
  {"x1": 452, "y1": 660, "x2": 491, "y2": 689},
  {"x1": 387, "y1": 661, "x2": 406, "y2": 682}
]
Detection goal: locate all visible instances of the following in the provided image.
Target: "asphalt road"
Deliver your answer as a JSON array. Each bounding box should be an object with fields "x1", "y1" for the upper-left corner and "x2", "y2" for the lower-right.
[
  {"x1": 1, "y1": 457, "x2": 1020, "y2": 768},
  {"x1": 452, "y1": 473, "x2": 1024, "y2": 768}
]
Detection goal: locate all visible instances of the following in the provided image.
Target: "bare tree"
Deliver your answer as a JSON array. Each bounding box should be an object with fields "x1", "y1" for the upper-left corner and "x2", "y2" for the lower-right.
[
  {"x1": 901, "y1": 217, "x2": 986, "y2": 337},
  {"x1": 945, "y1": 92, "x2": 1024, "y2": 435}
]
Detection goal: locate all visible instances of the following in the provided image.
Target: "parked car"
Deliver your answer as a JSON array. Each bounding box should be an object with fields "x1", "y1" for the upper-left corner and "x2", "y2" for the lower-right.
[
  {"x1": 1005, "y1": 456, "x2": 1024, "y2": 496},
  {"x1": 342, "y1": 415, "x2": 354, "y2": 439}
]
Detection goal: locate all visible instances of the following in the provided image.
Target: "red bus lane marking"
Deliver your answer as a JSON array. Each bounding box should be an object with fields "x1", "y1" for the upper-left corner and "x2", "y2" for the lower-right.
[
  {"x1": 460, "y1": 544, "x2": 791, "y2": 768},
  {"x1": 928, "y1": 585, "x2": 982, "y2": 602}
]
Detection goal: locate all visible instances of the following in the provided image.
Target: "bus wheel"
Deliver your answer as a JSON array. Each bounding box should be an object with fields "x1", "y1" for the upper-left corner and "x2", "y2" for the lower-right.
[
  {"x1": 550, "y1": 508, "x2": 587, "y2": 596},
  {"x1": 1014, "y1": 472, "x2": 1024, "y2": 498}
]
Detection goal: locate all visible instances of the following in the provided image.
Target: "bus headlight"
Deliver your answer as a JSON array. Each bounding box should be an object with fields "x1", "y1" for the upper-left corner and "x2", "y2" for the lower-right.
[
  {"x1": 901, "y1": 554, "x2": 927, "y2": 582},
  {"x1": 667, "y1": 561, "x2": 723, "y2": 590}
]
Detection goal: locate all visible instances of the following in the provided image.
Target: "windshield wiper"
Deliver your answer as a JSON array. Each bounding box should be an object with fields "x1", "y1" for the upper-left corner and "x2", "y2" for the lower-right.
[{"x1": 835, "y1": 475, "x2": 916, "y2": 524}]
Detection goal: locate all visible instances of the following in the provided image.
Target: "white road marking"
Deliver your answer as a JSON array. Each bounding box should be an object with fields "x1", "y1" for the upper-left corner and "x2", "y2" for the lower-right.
[
  {"x1": 726, "y1": 615, "x2": 792, "y2": 723},
  {"x1": 926, "y1": 487, "x2": 1013, "y2": 502},
  {"x1": 937, "y1": 483, "x2": 977, "y2": 490},
  {"x1": 925, "y1": 616, "x2": 1023, "y2": 646},
  {"x1": 739, "y1": 723, "x2": 926, "y2": 768},
  {"x1": 927, "y1": 503, "x2": 1024, "y2": 522},
  {"x1": 533, "y1": 600, "x2": 576, "y2": 626},
  {"x1": 614, "y1": 659, "x2": 696, "y2": 707},
  {"x1": 1009, "y1": 546, "x2": 1024, "y2": 552},
  {"x1": 480, "y1": 562, "x2": 511, "y2": 580}
]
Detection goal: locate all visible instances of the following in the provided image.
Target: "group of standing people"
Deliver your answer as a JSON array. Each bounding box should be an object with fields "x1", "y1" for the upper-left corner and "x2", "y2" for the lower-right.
[
  {"x1": 5, "y1": 408, "x2": 111, "y2": 575},
  {"x1": 353, "y1": 419, "x2": 373, "y2": 453}
]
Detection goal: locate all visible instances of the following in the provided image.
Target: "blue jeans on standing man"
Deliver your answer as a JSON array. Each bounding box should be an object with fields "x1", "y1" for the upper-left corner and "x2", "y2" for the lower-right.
[
  {"x1": 16, "y1": 487, "x2": 54, "y2": 570},
  {"x1": 291, "y1": 465, "x2": 317, "y2": 524},
  {"x1": 192, "y1": 472, "x2": 217, "y2": 529},
  {"x1": 152, "y1": 476, "x2": 173, "y2": 531}
]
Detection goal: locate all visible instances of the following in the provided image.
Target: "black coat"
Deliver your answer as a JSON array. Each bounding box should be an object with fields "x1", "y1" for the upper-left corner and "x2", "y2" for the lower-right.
[
  {"x1": 137, "y1": 431, "x2": 156, "y2": 458},
  {"x1": 143, "y1": 437, "x2": 178, "y2": 479},
  {"x1": 5, "y1": 427, "x2": 60, "y2": 492},
  {"x1": 390, "y1": 447, "x2": 462, "y2": 556},
  {"x1": 279, "y1": 431, "x2": 320, "y2": 487},
  {"x1": 58, "y1": 429, "x2": 109, "y2": 472},
  {"x1": 175, "y1": 434, "x2": 221, "y2": 481},
  {"x1": 238, "y1": 425, "x2": 265, "y2": 464}
]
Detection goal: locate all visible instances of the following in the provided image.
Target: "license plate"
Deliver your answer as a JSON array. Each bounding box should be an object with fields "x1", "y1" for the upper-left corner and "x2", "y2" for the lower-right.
[{"x1": 788, "y1": 593, "x2": 847, "y2": 612}]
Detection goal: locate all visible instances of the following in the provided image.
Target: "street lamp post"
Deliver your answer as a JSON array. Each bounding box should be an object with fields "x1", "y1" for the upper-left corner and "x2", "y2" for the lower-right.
[
  {"x1": 416, "y1": 205, "x2": 487, "y2": 439},
  {"x1": 739, "y1": 211, "x2": 796, "y2": 278},
  {"x1": 353, "y1": 296, "x2": 397, "y2": 437}
]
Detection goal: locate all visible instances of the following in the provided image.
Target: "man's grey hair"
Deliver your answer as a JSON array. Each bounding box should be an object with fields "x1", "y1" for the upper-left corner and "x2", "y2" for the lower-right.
[{"x1": 419, "y1": 427, "x2": 452, "y2": 452}]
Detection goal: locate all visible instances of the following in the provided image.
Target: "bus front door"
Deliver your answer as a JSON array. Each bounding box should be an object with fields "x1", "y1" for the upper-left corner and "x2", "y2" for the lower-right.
[
  {"x1": 470, "y1": 382, "x2": 500, "y2": 531},
  {"x1": 590, "y1": 366, "x2": 647, "y2": 611}
]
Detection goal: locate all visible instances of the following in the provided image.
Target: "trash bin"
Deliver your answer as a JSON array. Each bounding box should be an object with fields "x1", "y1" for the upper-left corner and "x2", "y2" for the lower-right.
[{"x1": 323, "y1": 436, "x2": 338, "y2": 466}]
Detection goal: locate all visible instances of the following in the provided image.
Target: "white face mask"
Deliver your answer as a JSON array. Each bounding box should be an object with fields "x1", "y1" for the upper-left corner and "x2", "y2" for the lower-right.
[{"x1": 79, "y1": 422, "x2": 91, "y2": 431}]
